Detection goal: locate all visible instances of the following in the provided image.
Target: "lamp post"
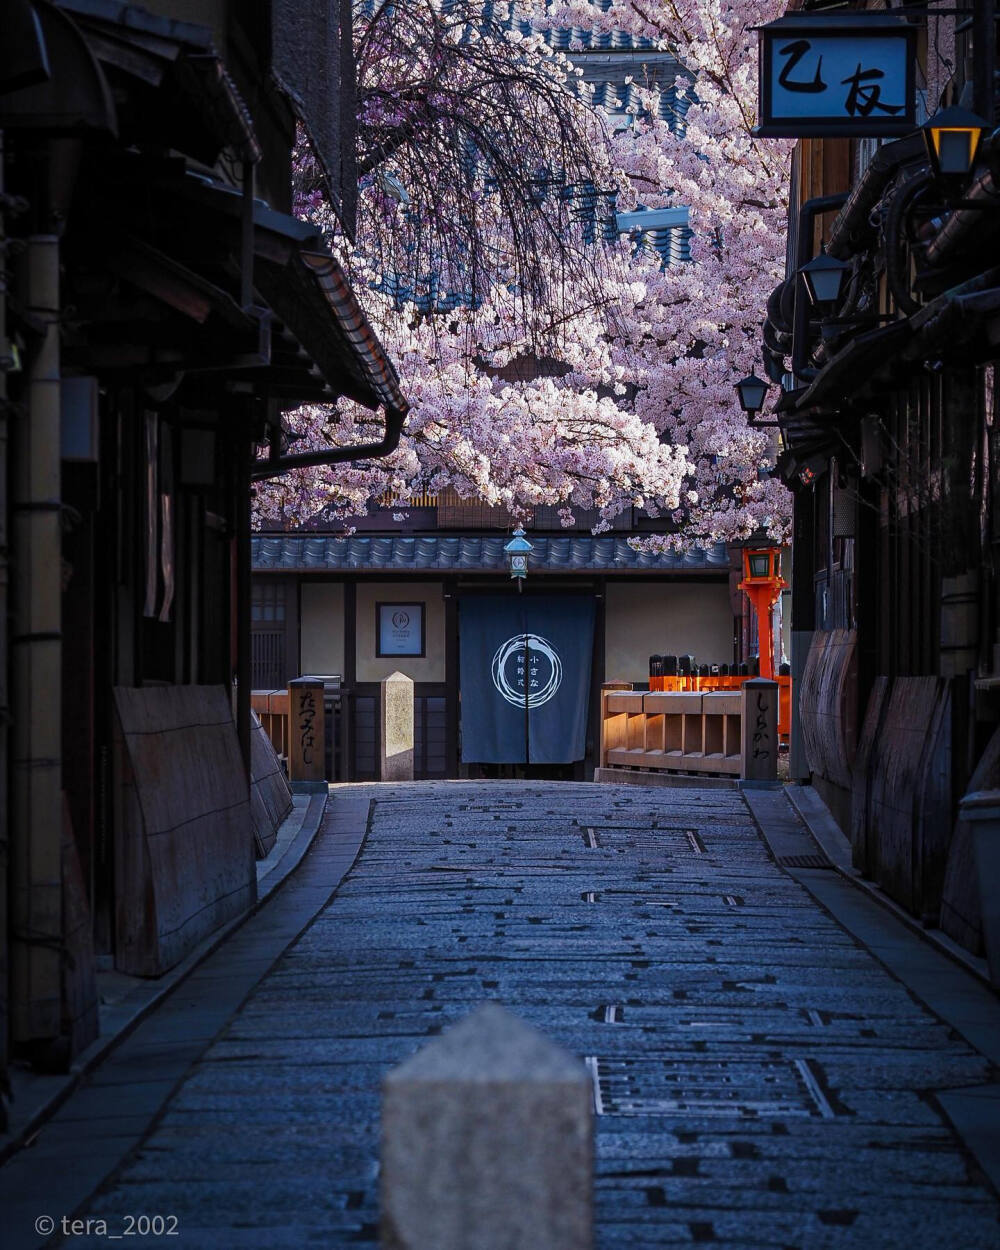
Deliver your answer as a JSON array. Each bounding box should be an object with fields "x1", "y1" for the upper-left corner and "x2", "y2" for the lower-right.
[
  {"x1": 504, "y1": 526, "x2": 533, "y2": 593},
  {"x1": 738, "y1": 546, "x2": 787, "y2": 681}
]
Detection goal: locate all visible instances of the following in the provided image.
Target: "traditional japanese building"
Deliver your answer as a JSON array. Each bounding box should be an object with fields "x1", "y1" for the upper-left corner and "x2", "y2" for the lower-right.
[
  {"x1": 251, "y1": 523, "x2": 746, "y2": 780},
  {"x1": 250, "y1": 18, "x2": 781, "y2": 781},
  {"x1": 0, "y1": 0, "x2": 401, "y2": 1090},
  {"x1": 764, "y1": 1, "x2": 1000, "y2": 961}
]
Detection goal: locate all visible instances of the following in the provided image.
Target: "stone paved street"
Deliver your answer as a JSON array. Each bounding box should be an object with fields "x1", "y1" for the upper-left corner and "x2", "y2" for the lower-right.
[{"x1": 59, "y1": 784, "x2": 1000, "y2": 1246}]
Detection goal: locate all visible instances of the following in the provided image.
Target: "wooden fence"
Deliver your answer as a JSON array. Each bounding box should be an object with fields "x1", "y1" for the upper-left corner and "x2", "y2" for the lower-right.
[
  {"x1": 599, "y1": 683, "x2": 778, "y2": 782},
  {"x1": 251, "y1": 689, "x2": 289, "y2": 763}
]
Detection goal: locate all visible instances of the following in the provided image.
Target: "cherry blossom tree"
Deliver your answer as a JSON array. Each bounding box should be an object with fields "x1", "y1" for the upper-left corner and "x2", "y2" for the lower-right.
[{"x1": 255, "y1": 0, "x2": 793, "y2": 546}]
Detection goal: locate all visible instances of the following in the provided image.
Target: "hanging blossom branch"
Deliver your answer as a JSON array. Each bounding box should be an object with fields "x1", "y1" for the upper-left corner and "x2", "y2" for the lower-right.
[
  {"x1": 338, "y1": 0, "x2": 622, "y2": 337},
  {"x1": 258, "y1": 0, "x2": 794, "y2": 550}
]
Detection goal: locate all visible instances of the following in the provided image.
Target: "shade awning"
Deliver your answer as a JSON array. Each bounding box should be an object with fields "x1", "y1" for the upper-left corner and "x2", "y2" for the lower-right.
[
  {"x1": 160, "y1": 170, "x2": 406, "y2": 415},
  {"x1": 795, "y1": 319, "x2": 912, "y2": 411},
  {"x1": 55, "y1": 0, "x2": 259, "y2": 162}
]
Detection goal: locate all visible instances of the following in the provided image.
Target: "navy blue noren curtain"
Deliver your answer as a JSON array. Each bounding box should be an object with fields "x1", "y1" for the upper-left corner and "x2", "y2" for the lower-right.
[{"x1": 459, "y1": 595, "x2": 595, "y2": 763}]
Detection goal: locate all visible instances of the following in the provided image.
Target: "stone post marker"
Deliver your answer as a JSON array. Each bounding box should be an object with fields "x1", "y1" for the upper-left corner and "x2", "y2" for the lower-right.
[
  {"x1": 381, "y1": 1002, "x2": 593, "y2": 1250},
  {"x1": 287, "y1": 677, "x2": 325, "y2": 785},
  {"x1": 741, "y1": 677, "x2": 779, "y2": 782},
  {"x1": 380, "y1": 670, "x2": 414, "y2": 781},
  {"x1": 959, "y1": 790, "x2": 1000, "y2": 990}
]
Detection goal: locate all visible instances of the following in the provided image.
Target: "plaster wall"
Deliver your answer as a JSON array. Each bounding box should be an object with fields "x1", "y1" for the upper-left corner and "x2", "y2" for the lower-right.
[
  {"x1": 605, "y1": 581, "x2": 734, "y2": 683},
  {"x1": 300, "y1": 582, "x2": 345, "y2": 677},
  {"x1": 356, "y1": 582, "x2": 446, "y2": 683}
]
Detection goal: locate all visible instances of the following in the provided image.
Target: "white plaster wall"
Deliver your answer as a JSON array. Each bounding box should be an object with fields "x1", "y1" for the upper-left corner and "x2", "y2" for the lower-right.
[
  {"x1": 300, "y1": 582, "x2": 345, "y2": 677},
  {"x1": 356, "y1": 582, "x2": 446, "y2": 683},
  {"x1": 605, "y1": 582, "x2": 735, "y2": 683}
]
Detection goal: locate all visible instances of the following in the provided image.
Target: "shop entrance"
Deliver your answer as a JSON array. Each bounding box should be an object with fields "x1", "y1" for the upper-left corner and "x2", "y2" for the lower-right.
[{"x1": 458, "y1": 595, "x2": 595, "y2": 769}]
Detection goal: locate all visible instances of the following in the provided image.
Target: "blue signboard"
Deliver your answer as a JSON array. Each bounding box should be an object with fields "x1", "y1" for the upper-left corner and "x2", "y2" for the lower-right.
[
  {"x1": 459, "y1": 595, "x2": 595, "y2": 764},
  {"x1": 757, "y1": 15, "x2": 916, "y2": 138}
]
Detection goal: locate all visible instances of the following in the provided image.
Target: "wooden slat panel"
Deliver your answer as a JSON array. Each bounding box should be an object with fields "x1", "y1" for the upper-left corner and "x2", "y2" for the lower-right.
[
  {"x1": 851, "y1": 676, "x2": 890, "y2": 878},
  {"x1": 940, "y1": 722, "x2": 1000, "y2": 954},
  {"x1": 250, "y1": 711, "x2": 293, "y2": 858},
  {"x1": 113, "y1": 685, "x2": 254, "y2": 976},
  {"x1": 354, "y1": 694, "x2": 378, "y2": 779},
  {"x1": 799, "y1": 629, "x2": 858, "y2": 790},
  {"x1": 867, "y1": 677, "x2": 952, "y2": 921}
]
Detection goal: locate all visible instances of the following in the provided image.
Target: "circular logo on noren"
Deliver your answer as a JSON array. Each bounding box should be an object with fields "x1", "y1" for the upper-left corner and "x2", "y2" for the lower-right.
[
  {"x1": 491, "y1": 633, "x2": 563, "y2": 708},
  {"x1": 391, "y1": 610, "x2": 410, "y2": 629}
]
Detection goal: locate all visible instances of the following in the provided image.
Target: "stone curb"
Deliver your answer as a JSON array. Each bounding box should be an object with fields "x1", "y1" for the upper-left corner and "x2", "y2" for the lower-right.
[
  {"x1": 0, "y1": 790, "x2": 330, "y2": 1165},
  {"x1": 784, "y1": 783, "x2": 992, "y2": 990}
]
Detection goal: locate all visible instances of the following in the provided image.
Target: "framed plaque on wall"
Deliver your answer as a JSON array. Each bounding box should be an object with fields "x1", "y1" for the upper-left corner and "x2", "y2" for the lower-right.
[{"x1": 376, "y1": 602, "x2": 425, "y2": 657}]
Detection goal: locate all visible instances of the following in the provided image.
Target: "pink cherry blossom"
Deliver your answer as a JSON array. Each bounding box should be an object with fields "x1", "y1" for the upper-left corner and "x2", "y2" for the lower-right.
[{"x1": 255, "y1": 0, "x2": 792, "y2": 548}]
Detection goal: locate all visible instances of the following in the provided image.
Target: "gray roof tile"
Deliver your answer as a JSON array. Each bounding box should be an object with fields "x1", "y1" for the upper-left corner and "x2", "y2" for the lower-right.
[{"x1": 252, "y1": 534, "x2": 728, "y2": 573}]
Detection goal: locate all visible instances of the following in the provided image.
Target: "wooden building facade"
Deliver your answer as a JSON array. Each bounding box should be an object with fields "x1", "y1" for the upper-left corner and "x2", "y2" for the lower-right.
[
  {"x1": 251, "y1": 519, "x2": 776, "y2": 781},
  {"x1": 770, "y1": 2, "x2": 1000, "y2": 957},
  {"x1": 0, "y1": 0, "x2": 402, "y2": 1094}
]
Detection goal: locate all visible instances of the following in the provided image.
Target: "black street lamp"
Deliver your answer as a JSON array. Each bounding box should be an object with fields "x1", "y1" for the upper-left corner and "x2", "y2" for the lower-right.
[
  {"x1": 922, "y1": 105, "x2": 988, "y2": 181},
  {"x1": 798, "y1": 244, "x2": 850, "y2": 310},
  {"x1": 734, "y1": 373, "x2": 769, "y2": 417}
]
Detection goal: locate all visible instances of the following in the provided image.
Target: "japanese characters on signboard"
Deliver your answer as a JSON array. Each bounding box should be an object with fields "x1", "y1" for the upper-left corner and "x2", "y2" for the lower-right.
[
  {"x1": 756, "y1": 16, "x2": 917, "y2": 138},
  {"x1": 377, "y1": 602, "x2": 425, "y2": 657}
]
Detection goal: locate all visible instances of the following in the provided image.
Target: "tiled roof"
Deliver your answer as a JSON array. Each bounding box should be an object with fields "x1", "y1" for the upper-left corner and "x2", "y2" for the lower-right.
[
  {"x1": 298, "y1": 251, "x2": 408, "y2": 417},
  {"x1": 252, "y1": 534, "x2": 729, "y2": 573}
]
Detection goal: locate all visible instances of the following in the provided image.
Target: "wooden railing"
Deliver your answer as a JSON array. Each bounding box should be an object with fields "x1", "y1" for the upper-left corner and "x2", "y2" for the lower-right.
[
  {"x1": 252, "y1": 682, "x2": 352, "y2": 784},
  {"x1": 251, "y1": 689, "x2": 289, "y2": 763},
  {"x1": 599, "y1": 682, "x2": 779, "y2": 782},
  {"x1": 646, "y1": 673, "x2": 792, "y2": 742}
]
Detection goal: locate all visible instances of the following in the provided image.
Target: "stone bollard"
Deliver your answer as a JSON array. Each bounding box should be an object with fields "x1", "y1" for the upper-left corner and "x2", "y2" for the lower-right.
[
  {"x1": 287, "y1": 677, "x2": 326, "y2": 788},
  {"x1": 741, "y1": 677, "x2": 779, "y2": 783},
  {"x1": 958, "y1": 790, "x2": 1000, "y2": 990},
  {"x1": 381, "y1": 1003, "x2": 593, "y2": 1250},
  {"x1": 380, "y1": 670, "x2": 414, "y2": 781}
]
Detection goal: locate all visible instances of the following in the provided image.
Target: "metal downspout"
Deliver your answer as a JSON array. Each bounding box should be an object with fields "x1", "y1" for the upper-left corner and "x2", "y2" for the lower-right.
[
  {"x1": 250, "y1": 403, "x2": 408, "y2": 481},
  {"x1": 0, "y1": 132, "x2": 9, "y2": 1080},
  {"x1": 236, "y1": 435, "x2": 253, "y2": 782},
  {"x1": 11, "y1": 233, "x2": 62, "y2": 1048}
]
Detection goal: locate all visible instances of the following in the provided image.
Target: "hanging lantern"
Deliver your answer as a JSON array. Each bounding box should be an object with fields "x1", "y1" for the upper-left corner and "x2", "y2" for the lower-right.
[
  {"x1": 922, "y1": 105, "x2": 988, "y2": 180},
  {"x1": 503, "y1": 526, "x2": 533, "y2": 587},
  {"x1": 798, "y1": 245, "x2": 850, "y2": 309},
  {"x1": 734, "y1": 373, "x2": 769, "y2": 417}
]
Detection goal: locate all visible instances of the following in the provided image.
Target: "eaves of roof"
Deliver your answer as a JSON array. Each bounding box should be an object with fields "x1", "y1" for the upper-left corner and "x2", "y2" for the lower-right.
[
  {"x1": 252, "y1": 534, "x2": 729, "y2": 575},
  {"x1": 165, "y1": 172, "x2": 406, "y2": 415}
]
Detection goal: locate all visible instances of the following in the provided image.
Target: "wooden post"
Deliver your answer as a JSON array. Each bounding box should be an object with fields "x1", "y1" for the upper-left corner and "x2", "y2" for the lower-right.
[
  {"x1": 741, "y1": 678, "x2": 779, "y2": 783},
  {"x1": 287, "y1": 677, "x2": 326, "y2": 785},
  {"x1": 599, "y1": 682, "x2": 632, "y2": 768}
]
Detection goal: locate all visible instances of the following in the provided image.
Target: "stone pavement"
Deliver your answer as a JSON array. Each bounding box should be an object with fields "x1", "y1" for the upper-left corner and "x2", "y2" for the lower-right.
[{"x1": 7, "y1": 781, "x2": 1000, "y2": 1248}]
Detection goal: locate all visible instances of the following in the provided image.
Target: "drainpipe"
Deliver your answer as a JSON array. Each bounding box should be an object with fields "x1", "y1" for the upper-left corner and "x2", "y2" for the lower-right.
[
  {"x1": 10, "y1": 231, "x2": 62, "y2": 1050},
  {"x1": 236, "y1": 433, "x2": 252, "y2": 777},
  {"x1": 974, "y1": 0, "x2": 996, "y2": 124},
  {"x1": 0, "y1": 131, "x2": 9, "y2": 1078},
  {"x1": 250, "y1": 403, "x2": 408, "y2": 481}
]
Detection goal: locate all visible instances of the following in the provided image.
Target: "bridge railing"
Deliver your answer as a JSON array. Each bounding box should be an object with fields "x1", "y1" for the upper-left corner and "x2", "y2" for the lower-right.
[{"x1": 598, "y1": 682, "x2": 778, "y2": 783}]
